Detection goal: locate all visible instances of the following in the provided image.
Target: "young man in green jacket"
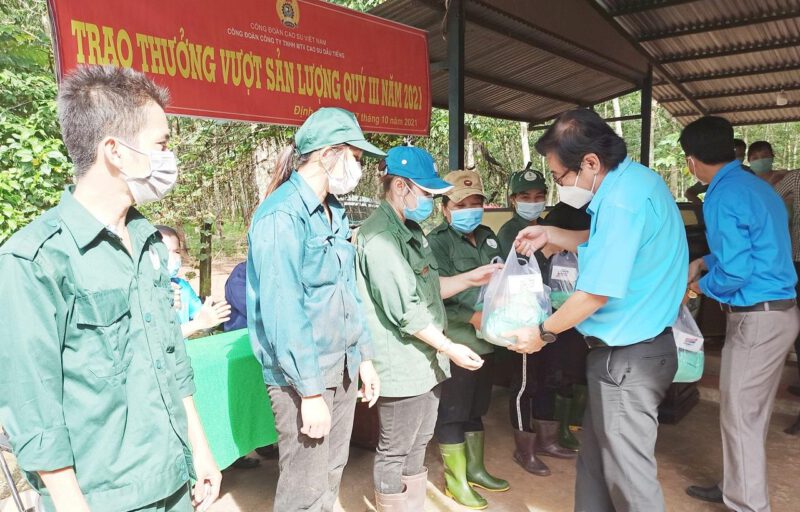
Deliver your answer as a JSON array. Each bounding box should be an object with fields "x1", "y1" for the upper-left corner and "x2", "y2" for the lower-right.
[{"x1": 0, "y1": 66, "x2": 220, "y2": 512}]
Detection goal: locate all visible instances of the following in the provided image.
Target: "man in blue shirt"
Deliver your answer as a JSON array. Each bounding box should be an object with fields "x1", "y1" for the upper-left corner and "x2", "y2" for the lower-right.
[
  {"x1": 509, "y1": 108, "x2": 688, "y2": 512},
  {"x1": 681, "y1": 116, "x2": 799, "y2": 512}
]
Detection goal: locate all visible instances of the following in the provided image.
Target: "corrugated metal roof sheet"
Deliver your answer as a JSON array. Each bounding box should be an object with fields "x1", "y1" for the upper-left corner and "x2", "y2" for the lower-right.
[
  {"x1": 597, "y1": 0, "x2": 800, "y2": 125},
  {"x1": 370, "y1": 0, "x2": 648, "y2": 124}
]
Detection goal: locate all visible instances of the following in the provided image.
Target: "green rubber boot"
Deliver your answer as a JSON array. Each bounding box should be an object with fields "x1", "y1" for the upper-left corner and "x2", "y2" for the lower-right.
[
  {"x1": 569, "y1": 384, "x2": 588, "y2": 427},
  {"x1": 439, "y1": 443, "x2": 488, "y2": 510},
  {"x1": 464, "y1": 431, "x2": 510, "y2": 492},
  {"x1": 555, "y1": 394, "x2": 580, "y2": 452}
]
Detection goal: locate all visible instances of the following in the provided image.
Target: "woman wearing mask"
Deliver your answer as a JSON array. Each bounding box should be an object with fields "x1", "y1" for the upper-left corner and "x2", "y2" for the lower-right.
[
  {"x1": 497, "y1": 166, "x2": 591, "y2": 478},
  {"x1": 247, "y1": 107, "x2": 383, "y2": 512},
  {"x1": 356, "y1": 147, "x2": 501, "y2": 511},
  {"x1": 156, "y1": 225, "x2": 231, "y2": 339},
  {"x1": 428, "y1": 170, "x2": 509, "y2": 510}
]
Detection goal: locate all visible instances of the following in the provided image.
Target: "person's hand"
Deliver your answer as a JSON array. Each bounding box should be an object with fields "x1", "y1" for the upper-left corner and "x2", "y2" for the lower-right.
[
  {"x1": 358, "y1": 360, "x2": 380, "y2": 408},
  {"x1": 688, "y1": 281, "x2": 702, "y2": 296},
  {"x1": 463, "y1": 263, "x2": 504, "y2": 287},
  {"x1": 514, "y1": 226, "x2": 549, "y2": 256},
  {"x1": 469, "y1": 311, "x2": 483, "y2": 331},
  {"x1": 504, "y1": 326, "x2": 547, "y2": 354},
  {"x1": 688, "y1": 258, "x2": 706, "y2": 283},
  {"x1": 300, "y1": 395, "x2": 331, "y2": 439},
  {"x1": 171, "y1": 282, "x2": 182, "y2": 311},
  {"x1": 194, "y1": 298, "x2": 231, "y2": 330},
  {"x1": 191, "y1": 444, "x2": 222, "y2": 511},
  {"x1": 442, "y1": 342, "x2": 484, "y2": 371}
]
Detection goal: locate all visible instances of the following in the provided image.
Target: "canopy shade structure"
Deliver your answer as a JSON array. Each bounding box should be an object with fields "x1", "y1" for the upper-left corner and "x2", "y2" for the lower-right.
[
  {"x1": 594, "y1": 0, "x2": 800, "y2": 126},
  {"x1": 370, "y1": 0, "x2": 651, "y2": 125}
]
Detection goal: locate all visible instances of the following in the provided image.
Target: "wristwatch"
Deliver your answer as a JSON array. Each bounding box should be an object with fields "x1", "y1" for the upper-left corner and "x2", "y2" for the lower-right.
[{"x1": 539, "y1": 322, "x2": 558, "y2": 344}]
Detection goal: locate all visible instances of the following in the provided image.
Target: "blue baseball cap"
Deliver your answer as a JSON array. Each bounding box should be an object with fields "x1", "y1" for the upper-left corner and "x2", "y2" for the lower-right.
[{"x1": 384, "y1": 146, "x2": 453, "y2": 194}]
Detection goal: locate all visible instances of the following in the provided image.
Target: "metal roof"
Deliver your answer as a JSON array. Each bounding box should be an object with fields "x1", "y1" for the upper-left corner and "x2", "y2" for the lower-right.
[
  {"x1": 370, "y1": 0, "x2": 650, "y2": 124},
  {"x1": 592, "y1": 0, "x2": 800, "y2": 125}
]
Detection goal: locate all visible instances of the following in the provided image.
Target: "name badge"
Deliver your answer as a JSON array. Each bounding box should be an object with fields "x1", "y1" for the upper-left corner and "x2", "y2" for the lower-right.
[{"x1": 487, "y1": 239, "x2": 498, "y2": 249}]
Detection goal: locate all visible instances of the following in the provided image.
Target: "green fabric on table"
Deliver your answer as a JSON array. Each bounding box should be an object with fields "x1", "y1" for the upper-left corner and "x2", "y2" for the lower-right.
[{"x1": 187, "y1": 329, "x2": 277, "y2": 469}]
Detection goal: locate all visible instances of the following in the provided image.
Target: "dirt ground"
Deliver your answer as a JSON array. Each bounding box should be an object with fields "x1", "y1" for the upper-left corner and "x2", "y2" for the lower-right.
[
  {"x1": 3, "y1": 260, "x2": 799, "y2": 511},
  {"x1": 201, "y1": 390, "x2": 799, "y2": 512}
]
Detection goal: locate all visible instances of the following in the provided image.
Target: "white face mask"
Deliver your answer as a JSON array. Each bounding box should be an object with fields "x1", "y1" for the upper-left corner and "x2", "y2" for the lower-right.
[
  {"x1": 324, "y1": 150, "x2": 362, "y2": 196},
  {"x1": 118, "y1": 140, "x2": 179, "y2": 205},
  {"x1": 167, "y1": 254, "x2": 182, "y2": 278},
  {"x1": 687, "y1": 157, "x2": 706, "y2": 185},
  {"x1": 515, "y1": 201, "x2": 546, "y2": 221},
  {"x1": 557, "y1": 169, "x2": 597, "y2": 209}
]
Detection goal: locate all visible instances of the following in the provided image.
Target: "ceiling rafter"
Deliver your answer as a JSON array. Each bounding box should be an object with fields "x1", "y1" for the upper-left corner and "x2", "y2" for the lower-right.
[
  {"x1": 656, "y1": 83, "x2": 800, "y2": 103},
  {"x1": 606, "y1": 0, "x2": 701, "y2": 17},
  {"x1": 657, "y1": 36, "x2": 800, "y2": 64},
  {"x1": 637, "y1": 8, "x2": 800, "y2": 42}
]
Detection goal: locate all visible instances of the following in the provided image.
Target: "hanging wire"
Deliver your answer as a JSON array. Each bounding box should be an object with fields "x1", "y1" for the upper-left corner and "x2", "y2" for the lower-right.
[{"x1": 516, "y1": 354, "x2": 527, "y2": 431}]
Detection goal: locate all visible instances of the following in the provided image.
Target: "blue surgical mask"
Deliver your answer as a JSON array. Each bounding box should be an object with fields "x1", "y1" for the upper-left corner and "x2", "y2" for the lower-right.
[
  {"x1": 449, "y1": 207, "x2": 483, "y2": 234},
  {"x1": 404, "y1": 195, "x2": 434, "y2": 224},
  {"x1": 750, "y1": 157, "x2": 774, "y2": 175},
  {"x1": 515, "y1": 201, "x2": 545, "y2": 221}
]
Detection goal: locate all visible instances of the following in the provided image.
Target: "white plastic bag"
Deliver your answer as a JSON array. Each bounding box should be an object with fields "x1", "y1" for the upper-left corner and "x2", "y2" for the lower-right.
[
  {"x1": 479, "y1": 247, "x2": 551, "y2": 347},
  {"x1": 672, "y1": 305, "x2": 705, "y2": 383},
  {"x1": 550, "y1": 251, "x2": 578, "y2": 309}
]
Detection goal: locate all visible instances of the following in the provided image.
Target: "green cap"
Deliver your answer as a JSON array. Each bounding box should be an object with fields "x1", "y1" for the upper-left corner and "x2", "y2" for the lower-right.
[
  {"x1": 294, "y1": 107, "x2": 386, "y2": 158},
  {"x1": 509, "y1": 163, "x2": 547, "y2": 194}
]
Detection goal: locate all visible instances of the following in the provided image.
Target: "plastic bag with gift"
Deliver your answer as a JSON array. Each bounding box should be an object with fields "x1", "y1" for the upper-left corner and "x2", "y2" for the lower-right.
[
  {"x1": 672, "y1": 305, "x2": 705, "y2": 383},
  {"x1": 549, "y1": 251, "x2": 578, "y2": 309},
  {"x1": 479, "y1": 247, "x2": 551, "y2": 347}
]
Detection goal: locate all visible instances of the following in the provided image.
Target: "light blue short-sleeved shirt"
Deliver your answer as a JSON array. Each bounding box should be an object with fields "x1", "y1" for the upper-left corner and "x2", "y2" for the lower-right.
[{"x1": 576, "y1": 157, "x2": 689, "y2": 346}]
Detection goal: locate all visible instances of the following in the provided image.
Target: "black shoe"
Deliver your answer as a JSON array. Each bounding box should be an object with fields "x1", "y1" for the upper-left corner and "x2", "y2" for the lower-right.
[
  {"x1": 788, "y1": 385, "x2": 800, "y2": 397},
  {"x1": 231, "y1": 456, "x2": 261, "y2": 469},
  {"x1": 686, "y1": 484, "x2": 723, "y2": 504},
  {"x1": 255, "y1": 445, "x2": 278, "y2": 459}
]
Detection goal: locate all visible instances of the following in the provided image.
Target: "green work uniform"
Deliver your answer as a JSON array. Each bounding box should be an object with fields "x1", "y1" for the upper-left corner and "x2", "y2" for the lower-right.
[
  {"x1": 428, "y1": 223, "x2": 501, "y2": 355},
  {"x1": 0, "y1": 188, "x2": 195, "y2": 512},
  {"x1": 355, "y1": 201, "x2": 450, "y2": 398},
  {"x1": 496, "y1": 212, "x2": 531, "y2": 257}
]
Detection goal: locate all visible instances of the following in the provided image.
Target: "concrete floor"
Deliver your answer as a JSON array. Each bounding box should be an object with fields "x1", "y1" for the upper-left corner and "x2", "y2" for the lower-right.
[{"x1": 207, "y1": 389, "x2": 800, "y2": 512}]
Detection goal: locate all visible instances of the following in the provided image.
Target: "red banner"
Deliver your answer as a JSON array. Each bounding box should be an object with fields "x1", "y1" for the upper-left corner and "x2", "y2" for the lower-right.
[{"x1": 47, "y1": 0, "x2": 431, "y2": 135}]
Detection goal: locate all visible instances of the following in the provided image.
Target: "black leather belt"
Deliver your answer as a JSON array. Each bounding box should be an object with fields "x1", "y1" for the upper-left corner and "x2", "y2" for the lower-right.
[
  {"x1": 721, "y1": 299, "x2": 796, "y2": 313},
  {"x1": 584, "y1": 327, "x2": 672, "y2": 350}
]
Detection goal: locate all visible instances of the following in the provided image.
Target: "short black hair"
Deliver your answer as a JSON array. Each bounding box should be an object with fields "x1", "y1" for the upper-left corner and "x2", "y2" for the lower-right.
[
  {"x1": 57, "y1": 66, "x2": 170, "y2": 178},
  {"x1": 534, "y1": 109, "x2": 627, "y2": 172},
  {"x1": 733, "y1": 138, "x2": 746, "y2": 151},
  {"x1": 747, "y1": 140, "x2": 774, "y2": 159},
  {"x1": 679, "y1": 116, "x2": 735, "y2": 164}
]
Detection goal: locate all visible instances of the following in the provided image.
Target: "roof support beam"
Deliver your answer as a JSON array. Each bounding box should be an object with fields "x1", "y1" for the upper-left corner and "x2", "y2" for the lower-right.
[
  {"x1": 677, "y1": 62, "x2": 800, "y2": 83},
  {"x1": 658, "y1": 37, "x2": 800, "y2": 64},
  {"x1": 607, "y1": 0, "x2": 701, "y2": 17},
  {"x1": 638, "y1": 8, "x2": 800, "y2": 42},
  {"x1": 657, "y1": 83, "x2": 800, "y2": 103},
  {"x1": 465, "y1": 70, "x2": 589, "y2": 107},
  {"x1": 529, "y1": 112, "x2": 643, "y2": 131},
  {"x1": 640, "y1": 65, "x2": 653, "y2": 167},
  {"x1": 447, "y1": 0, "x2": 465, "y2": 171},
  {"x1": 589, "y1": 2, "x2": 707, "y2": 116},
  {"x1": 671, "y1": 100, "x2": 800, "y2": 117},
  {"x1": 415, "y1": 0, "x2": 639, "y2": 85},
  {"x1": 734, "y1": 116, "x2": 800, "y2": 127}
]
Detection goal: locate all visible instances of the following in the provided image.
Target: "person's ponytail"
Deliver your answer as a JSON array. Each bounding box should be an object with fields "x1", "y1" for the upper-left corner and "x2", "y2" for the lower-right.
[{"x1": 264, "y1": 140, "x2": 298, "y2": 198}]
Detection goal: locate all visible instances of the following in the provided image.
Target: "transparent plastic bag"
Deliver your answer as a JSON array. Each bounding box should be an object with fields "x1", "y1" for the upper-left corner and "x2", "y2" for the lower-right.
[
  {"x1": 479, "y1": 247, "x2": 551, "y2": 347},
  {"x1": 550, "y1": 251, "x2": 578, "y2": 309},
  {"x1": 672, "y1": 305, "x2": 705, "y2": 383}
]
